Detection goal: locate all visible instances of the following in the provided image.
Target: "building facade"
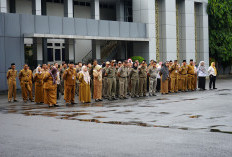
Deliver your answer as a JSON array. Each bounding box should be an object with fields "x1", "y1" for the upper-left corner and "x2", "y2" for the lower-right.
[{"x1": 0, "y1": 0, "x2": 209, "y2": 91}]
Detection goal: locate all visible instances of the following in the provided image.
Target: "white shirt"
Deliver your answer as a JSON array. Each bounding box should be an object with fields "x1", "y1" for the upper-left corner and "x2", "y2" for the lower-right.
[
  {"x1": 156, "y1": 66, "x2": 161, "y2": 79},
  {"x1": 208, "y1": 66, "x2": 216, "y2": 76},
  {"x1": 197, "y1": 67, "x2": 207, "y2": 77}
]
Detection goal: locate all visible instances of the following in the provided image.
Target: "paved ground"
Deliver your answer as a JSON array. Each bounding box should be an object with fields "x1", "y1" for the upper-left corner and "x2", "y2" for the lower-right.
[{"x1": 0, "y1": 78, "x2": 232, "y2": 157}]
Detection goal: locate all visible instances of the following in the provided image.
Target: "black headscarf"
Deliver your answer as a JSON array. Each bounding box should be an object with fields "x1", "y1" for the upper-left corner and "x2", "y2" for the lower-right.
[
  {"x1": 132, "y1": 62, "x2": 137, "y2": 69},
  {"x1": 49, "y1": 67, "x2": 57, "y2": 85},
  {"x1": 160, "y1": 63, "x2": 169, "y2": 82}
]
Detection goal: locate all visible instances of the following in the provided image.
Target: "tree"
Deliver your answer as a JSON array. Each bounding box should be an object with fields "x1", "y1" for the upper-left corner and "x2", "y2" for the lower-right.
[{"x1": 207, "y1": 0, "x2": 232, "y2": 69}]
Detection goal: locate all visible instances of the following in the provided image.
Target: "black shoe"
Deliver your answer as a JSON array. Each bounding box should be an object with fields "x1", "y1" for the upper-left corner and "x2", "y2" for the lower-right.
[
  {"x1": 213, "y1": 88, "x2": 217, "y2": 89},
  {"x1": 8, "y1": 100, "x2": 11, "y2": 103},
  {"x1": 95, "y1": 99, "x2": 99, "y2": 102},
  {"x1": 153, "y1": 94, "x2": 157, "y2": 96},
  {"x1": 99, "y1": 99, "x2": 103, "y2": 101},
  {"x1": 113, "y1": 97, "x2": 118, "y2": 100},
  {"x1": 71, "y1": 102, "x2": 77, "y2": 105},
  {"x1": 131, "y1": 96, "x2": 135, "y2": 98},
  {"x1": 66, "y1": 103, "x2": 71, "y2": 106},
  {"x1": 14, "y1": 99, "x2": 18, "y2": 102},
  {"x1": 119, "y1": 97, "x2": 124, "y2": 100},
  {"x1": 30, "y1": 100, "x2": 34, "y2": 102},
  {"x1": 108, "y1": 98, "x2": 113, "y2": 101},
  {"x1": 54, "y1": 104, "x2": 59, "y2": 107},
  {"x1": 123, "y1": 97, "x2": 128, "y2": 99}
]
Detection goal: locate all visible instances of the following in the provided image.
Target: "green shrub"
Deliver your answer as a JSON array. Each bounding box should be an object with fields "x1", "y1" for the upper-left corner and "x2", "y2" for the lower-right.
[{"x1": 130, "y1": 56, "x2": 145, "y2": 63}]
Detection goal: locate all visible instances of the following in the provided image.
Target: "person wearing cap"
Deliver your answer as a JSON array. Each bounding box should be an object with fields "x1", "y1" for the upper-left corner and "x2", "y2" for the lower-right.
[
  {"x1": 187, "y1": 59, "x2": 195, "y2": 91},
  {"x1": 105, "y1": 60, "x2": 117, "y2": 101},
  {"x1": 93, "y1": 65, "x2": 103, "y2": 102},
  {"x1": 138, "y1": 60, "x2": 147, "y2": 97},
  {"x1": 179, "y1": 60, "x2": 188, "y2": 92},
  {"x1": 63, "y1": 62, "x2": 77, "y2": 105},
  {"x1": 118, "y1": 60, "x2": 129, "y2": 99},
  {"x1": 7, "y1": 63, "x2": 17, "y2": 102},
  {"x1": 169, "y1": 60, "x2": 179, "y2": 93},
  {"x1": 148, "y1": 61, "x2": 158, "y2": 96},
  {"x1": 18, "y1": 64, "x2": 34, "y2": 103},
  {"x1": 102, "y1": 61, "x2": 110, "y2": 98}
]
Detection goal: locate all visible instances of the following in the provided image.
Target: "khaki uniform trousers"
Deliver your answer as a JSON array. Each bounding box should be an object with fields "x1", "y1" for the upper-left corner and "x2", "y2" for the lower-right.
[
  {"x1": 119, "y1": 77, "x2": 127, "y2": 98},
  {"x1": 170, "y1": 77, "x2": 178, "y2": 93},
  {"x1": 161, "y1": 76, "x2": 169, "y2": 94},
  {"x1": 107, "y1": 77, "x2": 116, "y2": 99},
  {"x1": 21, "y1": 81, "x2": 33, "y2": 101},
  {"x1": 65, "y1": 85, "x2": 75, "y2": 103},
  {"x1": 102, "y1": 77, "x2": 108, "y2": 98},
  {"x1": 139, "y1": 77, "x2": 147, "y2": 96},
  {"x1": 187, "y1": 74, "x2": 195, "y2": 90},
  {"x1": 180, "y1": 75, "x2": 188, "y2": 91},
  {"x1": 149, "y1": 77, "x2": 157, "y2": 95},
  {"x1": 131, "y1": 79, "x2": 139, "y2": 97},
  {"x1": 8, "y1": 81, "x2": 17, "y2": 101}
]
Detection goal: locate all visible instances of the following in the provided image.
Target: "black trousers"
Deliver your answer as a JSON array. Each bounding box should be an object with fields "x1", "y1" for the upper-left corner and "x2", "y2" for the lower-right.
[
  {"x1": 209, "y1": 75, "x2": 216, "y2": 89},
  {"x1": 156, "y1": 78, "x2": 161, "y2": 92},
  {"x1": 198, "y1": 76, "x2": 206, "y2": 90}
]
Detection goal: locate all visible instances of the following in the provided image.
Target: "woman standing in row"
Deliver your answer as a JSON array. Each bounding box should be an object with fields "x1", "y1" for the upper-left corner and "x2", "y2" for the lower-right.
[
  {"x1": 93, "y1": 65, "x2": 103, "y2": 102},
  {"x1": 33, "y1": 66, "x2": 44, "y2": 104},
  {"x1": 43, "y1": 67, "x2": 58, "y2": 107},
  {"x1": 197, "y1": 61, "x2": 207, "y2": 90},
  {"x1": 208, "y1": 62, "x2": 217, "y2": 90},
  {"x1": 79, "y1": 66, "x2": 91, "y2": 103},
  {"x1": 129, "y1": 62, "x2": 139, "y2": 98}
]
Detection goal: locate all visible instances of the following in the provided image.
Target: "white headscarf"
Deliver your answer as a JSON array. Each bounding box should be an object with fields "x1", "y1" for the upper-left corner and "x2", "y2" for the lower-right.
[
  {"x1": 36, "y1": 66, "x2": 42, "y2": 74},
  {"x1": 80, "y1": 66, "x2": 90, "y2": 84}
]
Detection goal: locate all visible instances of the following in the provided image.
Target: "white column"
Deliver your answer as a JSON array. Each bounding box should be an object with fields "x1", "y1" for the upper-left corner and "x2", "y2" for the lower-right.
[
  {"x1": 32, "y1": 0, "x2": 41, "y2": 15},
  {"x1": 200, "y1": 2, "x2": 209, "y2": 68},
  {"x1": 116, "y1": 0, "x2": 124, "y2": 21},
  {"x1": 163, "y1": 0, "x2": 177, "y2": 61},
  {"x1": 64, "y1": 0, "x2": 73, "y2": 18},
  {"x1": 0, "y1": 0, "x2": 7, "y2": 12},
  {"x1": 182, "y1": 0, "x2": 195, "y2": 63},
  {"x1": 132, "y1": 0, "x2": 156, "y2": 61},
  {"x1": 91, "y1": 0, "x2": 100, "y2": 20}
]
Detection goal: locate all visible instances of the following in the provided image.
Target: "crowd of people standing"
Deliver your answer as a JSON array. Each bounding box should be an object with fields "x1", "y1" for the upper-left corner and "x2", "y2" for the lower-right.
[{"x1": 6, "y1": 59, "x2": 218, "y2": 107}]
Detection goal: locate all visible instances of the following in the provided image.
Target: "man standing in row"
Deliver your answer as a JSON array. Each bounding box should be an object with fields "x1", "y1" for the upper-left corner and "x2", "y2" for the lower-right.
[
  {"x1": 105, "y1": 60, "x2": 117, "y2": 101},
  {"x1": 63, "y1": 62, "x2": 77, "y2": 105},
  {"x1": 18, "y1": 64, "x2": 33, "y2": 103},
  {"x1": 148, "y1": 61, "x2": 158, "y2": 96},
  {"x1": 118, "y1": 60, "x2": 128, "y2": 99},
  {"x1": 102, "y1": 61, "x2": 110, "y2": 99},
  {"x1": 7, "y1": 63, "x2": 17, "y2": 102},
  {"x1": 169, "y1": 60, "x2": 179, "y2": 93},
  {"x1": 187, "y1": 59, "x2": 195, "y2": 91},
  {"x1": 139, "y1": 60, "x2": 147, "y2": 97},
  {"x1": 179, "y1": 60, "x2": 188, "y2": 92}
]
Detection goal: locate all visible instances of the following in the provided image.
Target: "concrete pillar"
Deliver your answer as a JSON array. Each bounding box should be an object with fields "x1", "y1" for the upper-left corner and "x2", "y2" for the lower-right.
[
  {"x1": 116, "y1": 0, "x2": 124, "y2": 21},
  {"x1": 132, "y1": 0, "x2": 156, "y2": 61},
  {"x1": 92, "y1": 40, "x2": 101, "y2": 60},
  {"x1": 182, "y1": 0, "x2": 195, "y2": 63},
  {"x1": 91, "y1": 0, "x2": 100, "y2": 20},
  {"x1": 64, "y1": 0, "x2": 73, "y2": 18},
  {"x1": 162, "y1": 0, "x2": 177, "y2": 61},
  {"x1": 0, "y1": 0, "x2": 7, "y2": 12},
  {"x1": 200, "y1": 2, "x2": 209, "y2": 68},
  {"x1": 65, "y1": 39, "x2": 75, "y2": 63},
  {"x1": 32, "y1": 0, "x2": 42, "y2": 15},
  {"x1": 33, "y1": 38, "x2": 43, "y2": 66}
]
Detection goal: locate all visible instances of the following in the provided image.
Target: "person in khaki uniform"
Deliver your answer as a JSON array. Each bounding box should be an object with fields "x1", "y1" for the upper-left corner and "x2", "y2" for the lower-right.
[
  {"x1": 18, "y1": 64, "x2": 33, "y2": 103},
  {"x1": 187, "y1": 59, "x2": 195, "y2": 91},
  {"x1": 63, "y1": 62, "x2": 77, "y2": 105},
  {"x1": 129, "y1": 62, "x2": 139, "y2": 98},
  {"x1": 138, "y1": 60, "x2": 147, "y2": 97},
  {"x1": 115, "y1": 62, "x2": 121, "y2": 98},
  {"x1": 179, "y1": 60, "x2": 188, "y2": 92},
  {"x1": 75, "y1": 62, "x2": 82, "y2": 96},
  {"x1": 105, "y1": 60, "x2": 117, "y2": 101},
  {"x1": 169, "y1": 60, "x2": 179, "y2": 93},
  {"x1": 7, "y1": 63, "x2": 17, "y2": 102},
  {"x1": 148, "y1": 61, "x2": 158, "y2": 96},
  {"x1": 33, "y1": 66, "x2": 44, "y2": 104},
  {"x1": 160, "y1": 62, "x2": 169, "y2": 94},
  {"x1": 118, "y1": 60, "x2": 128, "y2": 99},
  {"x1": 102, "y1": 61, "x2": 110, "y2": 99}
]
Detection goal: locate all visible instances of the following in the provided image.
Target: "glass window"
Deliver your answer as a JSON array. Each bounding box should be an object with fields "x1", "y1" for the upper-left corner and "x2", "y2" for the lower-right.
[
  {"x1": 55, "y1": 49, "x2": 61, "y2": 61},
  {"x1": 48, "y1": 48, "x2": 53, "y2": 62},
  {"x1": 47, "y1": 43, "x2": 53, "y2": 46},
  {"x1": 55, "y1": 43, "x2": 60, "y2": 46}
]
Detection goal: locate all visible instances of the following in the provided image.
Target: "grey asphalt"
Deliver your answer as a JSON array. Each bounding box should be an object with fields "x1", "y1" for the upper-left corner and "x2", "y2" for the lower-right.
[{"x1": 0, "y1": 78, "x2": 232, "y2": 157}]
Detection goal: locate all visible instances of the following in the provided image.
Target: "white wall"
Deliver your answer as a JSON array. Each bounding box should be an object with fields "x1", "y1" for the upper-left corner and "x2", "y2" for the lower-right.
[
  {"x1": 75, "y1": 39, "x2": 92, "y2": 62},
  {"x1": 74, "y1": 5, "x2": 91, "y2": 18},
  {"x1": 46, "y1": 2, "x2": 64, "y2": 17},
  {"x1": 16, "y1": 0, "x2": 32, "y2": 14}
]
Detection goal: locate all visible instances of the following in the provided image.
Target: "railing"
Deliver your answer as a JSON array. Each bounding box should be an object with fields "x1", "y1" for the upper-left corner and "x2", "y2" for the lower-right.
[
  {"x1": 101, "y1": 41, "x2": 118, "y2": 60},
  {"x1": 82, "y1": 50, "x2": 93, "y2": 64}
]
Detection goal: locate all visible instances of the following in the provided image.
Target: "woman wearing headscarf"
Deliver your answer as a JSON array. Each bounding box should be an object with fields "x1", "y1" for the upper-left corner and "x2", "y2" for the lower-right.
[
  {"x1": 33, "y1": 66, "x2": 44, "y2": 104},
  {"x1": 43, "y1": 67, "x2": 58, "y2": 107},
  {"x1": 79, "y1": 66, "x2": 91, "y2": 103},
  {"x1": 197, "y1": 61, "x2": 207, "y2": 90},
  {"x1": 208, "y1": 62, "x2": 217, "y2": 89},
  {"x1": 129, "y1": 62, "x2": 139, "y2": 98},
  {"x1": 160, "y1": 62, "x2": 169, "y2": 94},
  {"x1": 93, "y1": 65, "x2": 103, "y2": 102}
]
